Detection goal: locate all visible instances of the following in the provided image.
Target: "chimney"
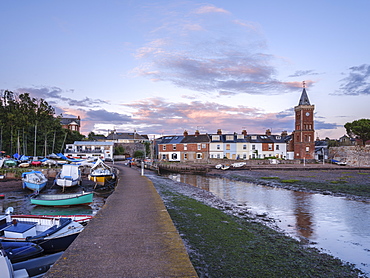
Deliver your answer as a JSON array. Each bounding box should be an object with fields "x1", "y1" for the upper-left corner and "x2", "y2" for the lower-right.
[
  {"x1": 183, "y1": 130, "x2": 188, "y2": 137},
  {"x1": 195, "y1": 130, "x2": 200, "y2": 136},
  {"x1": 281, "y1": 130, "x2": 288, "y2": 137},
  {"x1": 242, "y1": 130, "x2": 247, "y2": 136},
  {"x1": 217, "y1": 129, "x2": 222, "y2": 135},
  {"x1": 266, "y1": 129, "x2": 271, "y2": 136}
]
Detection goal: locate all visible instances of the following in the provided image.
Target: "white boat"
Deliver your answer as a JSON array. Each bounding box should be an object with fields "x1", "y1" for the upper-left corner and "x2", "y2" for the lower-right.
[
  {"x1": 55, "y1": 164, "x2": 81, "y2": 191},
  {"x1": 88, "y1": 158, "x2": 116, "y2": 187},
  {"x1": 0, "y1": 208, "x2": 84, "y2": 254},
  {"x1": 22, "y1": 171, "x2": 48, "y2": 193}
]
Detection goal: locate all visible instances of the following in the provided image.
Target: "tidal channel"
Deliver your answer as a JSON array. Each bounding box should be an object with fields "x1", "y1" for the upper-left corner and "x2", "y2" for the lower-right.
[{"x1": 165, "y1": 173, "x2": 370, "y2": 276}]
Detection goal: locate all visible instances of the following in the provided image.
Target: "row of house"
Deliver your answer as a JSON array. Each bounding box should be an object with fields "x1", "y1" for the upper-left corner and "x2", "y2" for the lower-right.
[
  {"x1": 157, "y1": 129, "x2": 294, "y2": 163},
  {"x1": 64, "y1": 131, "x2": 150, "y2": 160}
]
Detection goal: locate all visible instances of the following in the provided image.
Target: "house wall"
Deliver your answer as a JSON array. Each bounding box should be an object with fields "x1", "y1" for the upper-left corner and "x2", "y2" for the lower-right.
[{"x1": 329, "y1": 146, "x2": 370, "y2": 167}]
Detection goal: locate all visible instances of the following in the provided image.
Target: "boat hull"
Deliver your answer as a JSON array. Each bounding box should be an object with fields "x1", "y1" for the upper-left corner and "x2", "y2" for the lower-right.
[
  {"x1": 22, "y1": 171, "x2": 48, "y2": 193},
  {"x1": 23, "y1": 181, "x2": 47, "y2": 192},
  {"x1": 31, "y1": 192, "x2": 94, "y2": 207},
  {"x1": 88, "y1": 174, "x2": 113, "y2": 185},
  {"x1": 0, "y1": 215, "x2": 84, "y2": 253}
]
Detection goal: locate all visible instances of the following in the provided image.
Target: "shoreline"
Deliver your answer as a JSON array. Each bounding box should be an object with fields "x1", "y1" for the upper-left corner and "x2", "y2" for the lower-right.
[{"x1": 147, "y1": 171, "x2": 365, "y2": 277}]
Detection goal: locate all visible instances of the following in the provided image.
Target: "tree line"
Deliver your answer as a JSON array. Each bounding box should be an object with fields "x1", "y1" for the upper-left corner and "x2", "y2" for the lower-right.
[{"x1": 0, "y1": 90, "x2": 84, "y2": 157}]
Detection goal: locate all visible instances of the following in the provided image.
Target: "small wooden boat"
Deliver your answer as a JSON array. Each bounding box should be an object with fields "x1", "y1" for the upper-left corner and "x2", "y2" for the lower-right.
[
  {"x1": 30, "y1": 160, "x2": 42, "y2": 166},
  {"x1": 3, "y1": 159, "x2": 17, "y2": 167},
  {"x1": 0, "y1": 208, "x2": 84, "y2": 253},
  {"x1": 88, "y1": 158, "x2": 115, "y2": 187},
  {"x1": 55, "y1": 164, "x2": 82, "y2": 190},
  {"x1": 30, "y1": 192, "x2": 94, "y2": 207},
  {"x1": 18, "y1": 162, "x2": 30, "y2": 168},
  {"x1": 22, "y1": 170, "x2": 48, "y2": 193}
]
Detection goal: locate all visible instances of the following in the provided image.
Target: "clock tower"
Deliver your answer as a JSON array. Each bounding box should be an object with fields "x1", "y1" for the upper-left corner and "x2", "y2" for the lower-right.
[{"x1": 293, "y1": 82, "x2": 315, "y2": 160}]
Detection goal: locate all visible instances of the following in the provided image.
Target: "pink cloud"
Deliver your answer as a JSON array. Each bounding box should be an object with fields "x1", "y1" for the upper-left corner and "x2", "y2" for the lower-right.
[{"x1": 194, "y1": 5, "x2": 230, "y2": 15}]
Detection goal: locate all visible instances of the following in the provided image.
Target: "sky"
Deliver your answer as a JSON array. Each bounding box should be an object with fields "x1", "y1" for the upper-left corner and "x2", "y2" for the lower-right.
[{"x1": 1, "y1": 1, "x2": 370, "y2": 139}]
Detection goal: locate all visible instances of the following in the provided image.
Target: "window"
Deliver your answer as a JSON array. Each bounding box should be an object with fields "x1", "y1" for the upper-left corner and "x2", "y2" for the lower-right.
[
  {"x1": 202, "y1": 144, "x2": 206, "y2": 149},
  {"x1": 252, "y1": 145, "x2": 255, "y2": 150},
  {"x1": 237, "y1": 134, "x2": 244, "y2": 139},
  {"x1": 184, "y1": 144, "x2": 187, "y2": 150},
  {"x1": 216, "y1": 154, "x2": 220, "y2": 158},
  {"x1": 212, "y1": 135, "x2": 220, "y2": 141},
  {"x1": 197, "y1": 144, "x2": 201, "y2": 150},
  {"x1": 243, "y1": 153, "x2": 247, "y2": 159},
  {"x1": 243, "y1": 144, "x2": 246, "y2": 150},
  {"x1": 268, "y1": 144, "x2": 272, "y2": 150},
  {"x1": 196, "y1": 153, "x2": 202, "y2": 159},
  {"x1": 163, "y1": 145, "x2": 166, "y2": 150},
  {"x1": 226, "y1": 144, "x2": 230, "y2": 150},
  {"x1": 226, "y1": 135, "x2": 234, "y2": 141},
  {"x1": 276, "y1": 145, "x2": 280, "y2": 150},
  {"x1": 173, "y1": 144, "x2": 176, "y2": 150},
  {"x1": 184, "y1": 153, "x2": 188, "y2": 160},
  {"x1": 251, "y1": 136, "x2": 257, "y2": 140},
  {"x1": 276, "y1": 136, "x2": 281, "y2": 140},
  {"x1": 162, "y1": 154, "x2": 167, "y2": 159},
  {"x1": 216, "y1": 144, "x2": 220, "y2": 150},
  {"x1": 306, "y1": 147, "x2": 310, "y2": 152},
  {"x1": 171, "y1": 153, "x2": 178, "y2": 160}
]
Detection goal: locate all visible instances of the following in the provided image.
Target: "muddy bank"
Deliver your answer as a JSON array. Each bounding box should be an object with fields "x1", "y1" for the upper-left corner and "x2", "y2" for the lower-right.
[
  {"x1": 146, "y1": 171, "x2": 364, "y2": 277},
  {"x1": 207, "y1": 167, "x2": 370, "y2": 202}
]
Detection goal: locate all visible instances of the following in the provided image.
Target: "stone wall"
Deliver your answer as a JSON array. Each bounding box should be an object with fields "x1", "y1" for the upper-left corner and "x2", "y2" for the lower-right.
[{"x1": 329, "y1": 146, "x2": 370, "y2": 167}]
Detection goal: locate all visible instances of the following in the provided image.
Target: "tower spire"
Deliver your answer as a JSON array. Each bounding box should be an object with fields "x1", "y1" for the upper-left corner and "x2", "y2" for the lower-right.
[{"x1": 298, "y1": 81, "x2": 310, "y2": 105}]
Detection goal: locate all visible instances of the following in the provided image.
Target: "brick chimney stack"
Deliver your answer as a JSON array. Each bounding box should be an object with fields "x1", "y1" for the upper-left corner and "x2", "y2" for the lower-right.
[
  {"x1": 242, "y1": 130, "x2": 247, "y2": 136},
  {"x1": 266, "y1": 129, "x2": 272, "y2": 136},
  {"x1": 217, "y1": 129, "x2": 222, "y2": 135},
  {"x1": 183, "y1": 130, "x2": 188, "y2": 137},
  {"x1": 281, "y1": 130, "x2": 288, "y2": 137},
  {"x1": 195, "y1": 130, "x2": 200, "y2": 136}
]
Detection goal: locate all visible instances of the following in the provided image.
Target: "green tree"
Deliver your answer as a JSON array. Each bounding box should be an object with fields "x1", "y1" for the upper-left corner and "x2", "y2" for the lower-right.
[
  {"x1": 133, "y1": 150, "x2": 144, "y2": 158},
  {"x1": 114, "y1": 145, "x2": 125, "y2": 155},
  {"x1": 344, "y1": 119, "x2": 370, "y2": 146},
  {"x1": 0, "y1": 90, "x2": 66, "y2": 155}
]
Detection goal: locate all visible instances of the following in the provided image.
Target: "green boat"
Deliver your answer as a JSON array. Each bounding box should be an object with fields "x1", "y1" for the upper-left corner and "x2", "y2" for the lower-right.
[{"x1": 30, "y1": 192, "x2": 93, "y2": 207}]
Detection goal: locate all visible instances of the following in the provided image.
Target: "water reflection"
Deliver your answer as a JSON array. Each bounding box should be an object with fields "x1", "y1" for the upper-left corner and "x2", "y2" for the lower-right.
[{"x1": 166, "y1": 173, "x2": 370, "y2": 275}]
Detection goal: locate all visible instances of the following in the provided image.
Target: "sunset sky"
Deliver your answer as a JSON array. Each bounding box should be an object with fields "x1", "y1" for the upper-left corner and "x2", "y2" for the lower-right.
[{"x1": 1, "y1": 1, "x2": 369, "y2": 139}]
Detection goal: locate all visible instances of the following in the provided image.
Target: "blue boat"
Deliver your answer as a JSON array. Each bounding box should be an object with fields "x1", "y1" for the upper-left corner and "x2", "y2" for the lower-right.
[
  {"x1": 0, "y1": 209, "x2": 85, "y2": 253},
  {"x1": 22, "y1": 170, "x2": 48, "y2": 193},
  {"x1": 1, "y1": 241, "x2": 44, "y2": 263}
]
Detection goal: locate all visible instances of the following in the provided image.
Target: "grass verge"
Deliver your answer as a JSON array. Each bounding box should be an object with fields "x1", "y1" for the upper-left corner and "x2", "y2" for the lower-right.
[{"x1": 155, "y1": 183, "x2": 362, "y2": 278}]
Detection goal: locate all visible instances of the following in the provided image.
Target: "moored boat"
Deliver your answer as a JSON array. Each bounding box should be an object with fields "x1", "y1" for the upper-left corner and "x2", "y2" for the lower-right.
[
  {"x1": 1, "y1": 241, "x2": 44, "y2": 263},
  {"x1": 0, "y1": 208, "x2": 84, "y2": 253},
  {"x1": 55, "y1": 164, "x2": 82, "y2": 190},
  {"x1": 0, "y1": 244, "x2": 28, "y2": 278},
  {"x1": 88, "y1": 158, "x2": 115, "y2": 187},
  {"x1": 30, "y1": 192, "x2": 94, "y2": 207},
  {"x1": 22, "y1": 170, "x2": 48, "y2": 193}
]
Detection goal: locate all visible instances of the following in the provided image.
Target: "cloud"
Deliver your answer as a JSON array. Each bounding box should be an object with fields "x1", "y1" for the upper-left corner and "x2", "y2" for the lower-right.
[
  {"x1": 57, "y1": 107, "x2": 132, "y2": 134},
  {"x1": 337, "y1": 64, "x2": 370, "y2": 95},
  {"x1": 288, "y1": 70, "x2": 320, "y2": 78},
  {"x1": 16, "y1": 86, "x2": 108, "y2": 107},
  {"x1": 132, "y1": 4, "x2": 301, "y2": 96},
  {"x1": 193, "y1": 5, "x2": 230, "y2": 15},
  {"x1": 315, "y1": 120, "x2": 341, "y2": 130},
  {"x1": 120, "y1": 97, "x2": 294, "y2": 135}
]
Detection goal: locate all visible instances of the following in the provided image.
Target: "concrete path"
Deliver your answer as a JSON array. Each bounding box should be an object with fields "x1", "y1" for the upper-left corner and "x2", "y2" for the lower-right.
[{"x1": 45, "y1": 162, "x2": 198, "y2": 278}]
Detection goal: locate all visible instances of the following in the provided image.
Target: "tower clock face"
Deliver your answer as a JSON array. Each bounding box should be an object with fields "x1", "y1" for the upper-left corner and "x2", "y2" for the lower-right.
[{"x1": 305, "y1": 112, "x2": 310, "y2": 116}]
